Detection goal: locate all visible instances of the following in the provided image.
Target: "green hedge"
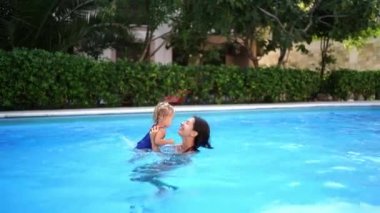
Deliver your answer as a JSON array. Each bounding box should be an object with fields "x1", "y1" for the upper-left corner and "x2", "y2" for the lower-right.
[
  {"x1": 0, "y1": 49, "x2": 379, "y2": 110},
  {"x1": 0, "y1": 49, "x2": 126, "y2": 109},
  {"x1": 326, "y1": 69, "x2": 380, "y2": 100}
]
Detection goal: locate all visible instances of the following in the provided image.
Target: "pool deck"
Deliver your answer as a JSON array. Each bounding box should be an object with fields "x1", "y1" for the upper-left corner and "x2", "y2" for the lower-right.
[{"x1": 1, "y1": 101, "x2": 380, "y2": 118}]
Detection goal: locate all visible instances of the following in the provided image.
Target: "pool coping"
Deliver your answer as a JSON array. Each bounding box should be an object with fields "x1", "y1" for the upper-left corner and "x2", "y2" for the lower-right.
[{"x1": 1, "y1": 101, "x2": 380, "y2": 118}]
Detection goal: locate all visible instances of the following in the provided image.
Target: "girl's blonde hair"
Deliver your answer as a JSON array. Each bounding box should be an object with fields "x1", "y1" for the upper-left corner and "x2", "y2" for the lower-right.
[{"x1": 153, "y1": 101, "x2": 174, "y2": 123}]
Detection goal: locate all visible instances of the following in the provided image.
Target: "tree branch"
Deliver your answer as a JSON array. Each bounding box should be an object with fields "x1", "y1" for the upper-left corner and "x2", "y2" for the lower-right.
[
  {"x1": 303, "y1": 0, "x2": 322, "y2": 33},
  {"x1": 151, "y1": 31, "x2": 171, "y2": 42},
  {"x1": 149, "y1": 39, "x2": 167, "y2": 57},
  {"x1": 317, "y1": 15, "x2": 348, "y2": 28},
  {"x1": 319, "y1": 14, "x2": 348, "y2": 20},
  {"x1": 258, "y1": 7, "x2": 286, "y2": 31},
  {"x1": 60, "y1": 0, "x2": 95, "y2": 22}
]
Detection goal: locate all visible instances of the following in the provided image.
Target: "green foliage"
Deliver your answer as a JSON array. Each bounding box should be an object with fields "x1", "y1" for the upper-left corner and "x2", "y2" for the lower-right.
[
  {"x1": 0, "y1": 49, "x2": 124, "y2": 109},
  {"x1": 310, "y1": 0, "x2": 380, "y2": 74},
  {"x1": 170, "y1": 0, "x2": 216, "y2": 64},
  {"x1": 243, "y1": 67, "x2": 320, "y2": 103},
  {"x1": 344, "y1": 27, "x2": 380, "y2": 48},
  {"x1": 311, "y1": 0, "x2": 380, "y2": 41},
  {"x1": 76, "y1": 0, "x2": 137, "y2": 59},
  {"x1": 1, "y1": 49, "x2": 379, "y2": 110},
  {"x1": 326, "y1": 70, "x2": 380, "y2": 100}
]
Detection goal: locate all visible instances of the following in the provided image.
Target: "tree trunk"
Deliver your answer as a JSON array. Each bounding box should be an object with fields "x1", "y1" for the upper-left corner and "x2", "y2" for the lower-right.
[
  {"x1": 139, "y1": 26, "x2": 154, "y2": 62},
  {"x1": 139, "y1": 0, "x2": 153, "y2": 62},
  {"x1": 320, "y1": 36, "x2": 330, "y2": 80},
  {"x1": 277, "y1": 47, "x2": 287, "y2": 67},
  {"x1": 247, "y1": 39, "x2": 259, "y2": 68}
]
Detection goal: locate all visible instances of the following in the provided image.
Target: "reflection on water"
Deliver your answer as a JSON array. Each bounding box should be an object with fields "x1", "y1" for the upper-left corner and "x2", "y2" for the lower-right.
[{"x1": 130, "y1": 152, "x2": 192, "y2": 194}]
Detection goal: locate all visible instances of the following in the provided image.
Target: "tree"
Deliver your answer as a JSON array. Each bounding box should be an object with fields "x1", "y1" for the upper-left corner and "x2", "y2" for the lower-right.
[
  {"x1": 0, "y1": 0, "x2": 99, "y2": 52},
  {"x1": 0, "y1": 0, "x2": 14, "y2": 50},
  {"x1": 343, "y1": 24, "x2": 380, "y2": 48},
  {"x1": 259, "y1": 0, "x2": 317, "y2": 67},
  {"x1": 310, "y1": 0, "x2": 380, "y2": 78},
  {"x1": 168, "y1": 0, "x2": 323, "y2": 68},
  {"x1": 213, "y1": 0, "x2": 272, "y2": 67},
  {"x1": 169, "y1": 0, "x2": 222, "y2": 65},
  {"x1": 87, "y1": 0, "x2": 179, "y2": 62},
  {"x1": 126, "y1": 0, "x2": 179, "y2": 62},
  {"x1": 76, "y1": 0, "x2": 137, "y2": 59}
]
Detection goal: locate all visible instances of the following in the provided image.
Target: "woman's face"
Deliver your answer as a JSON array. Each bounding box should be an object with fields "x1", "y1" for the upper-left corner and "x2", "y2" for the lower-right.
[{"x1": 178, "y1": 117, "x2": 195, "y2": 137}]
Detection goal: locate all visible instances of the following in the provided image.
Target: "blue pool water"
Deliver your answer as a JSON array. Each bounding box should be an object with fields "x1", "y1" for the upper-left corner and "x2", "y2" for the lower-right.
[{"x1": 1, "y1": 106, "x2": 380, "y2": 213}]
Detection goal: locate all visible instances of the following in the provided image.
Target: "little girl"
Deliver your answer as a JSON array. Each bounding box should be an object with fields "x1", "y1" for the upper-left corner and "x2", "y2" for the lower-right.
[{"x1": 136, "y1": 102, "x2": 174, "y2": 151}]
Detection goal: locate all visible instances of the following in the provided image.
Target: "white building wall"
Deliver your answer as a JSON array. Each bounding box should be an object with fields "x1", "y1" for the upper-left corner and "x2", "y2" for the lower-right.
[
  {"x1": 100, "y1": 48, "x2": 117, "y2": 62},
  {"x1": 150, "y1": 24, "x2": 172, "y2": 64},
  {"x1": 131, "y1": 25, "x2": 148, "y2": 42}
]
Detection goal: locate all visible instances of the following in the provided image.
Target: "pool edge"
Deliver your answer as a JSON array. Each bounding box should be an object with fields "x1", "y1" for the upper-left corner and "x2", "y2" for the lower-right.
[{"x1": 1, "y1": 101, "x2": 380, "y2": 118}]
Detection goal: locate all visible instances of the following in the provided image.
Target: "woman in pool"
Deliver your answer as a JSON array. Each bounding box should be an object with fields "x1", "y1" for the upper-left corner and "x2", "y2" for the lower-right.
[
  {"x1": 131, "y1": 116, "x2": 212, "y2": 194},
  {"x1": 150, "y1": 115, "x2": 212, "y2": 153}
]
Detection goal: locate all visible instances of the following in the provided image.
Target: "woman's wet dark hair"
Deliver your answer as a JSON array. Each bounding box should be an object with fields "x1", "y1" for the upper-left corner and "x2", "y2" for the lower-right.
[{"x1": 193, "y1": 116, "x2": 212, "y2": 151}]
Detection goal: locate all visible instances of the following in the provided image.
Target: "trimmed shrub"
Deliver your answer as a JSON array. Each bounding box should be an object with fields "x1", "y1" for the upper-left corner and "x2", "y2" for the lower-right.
[
  {"x1": 1, "y1": 49, "x2": 379, "y2": 110},
  {"x1": 326, "y1": 70, "x2": 380, "y2": 100}
]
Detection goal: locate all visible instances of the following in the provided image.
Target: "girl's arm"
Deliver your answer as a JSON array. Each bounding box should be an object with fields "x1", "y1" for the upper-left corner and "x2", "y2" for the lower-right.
[{"x1": 154, "y1": 128, "x2": 174, "y2": 146}]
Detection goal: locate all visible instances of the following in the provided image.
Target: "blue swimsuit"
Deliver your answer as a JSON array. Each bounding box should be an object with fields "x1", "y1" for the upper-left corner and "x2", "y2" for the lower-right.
[{"x1": 135, "y1": 131, "x2": 152, "y2": 149}]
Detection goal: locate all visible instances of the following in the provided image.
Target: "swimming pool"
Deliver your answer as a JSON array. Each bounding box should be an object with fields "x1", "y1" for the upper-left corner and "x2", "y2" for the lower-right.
[{"x1": 1, "y1": 105, "x2": 380, "y2": 212}]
